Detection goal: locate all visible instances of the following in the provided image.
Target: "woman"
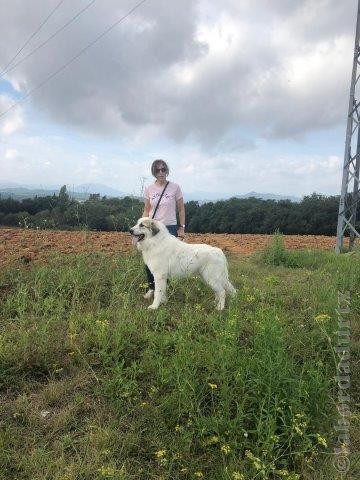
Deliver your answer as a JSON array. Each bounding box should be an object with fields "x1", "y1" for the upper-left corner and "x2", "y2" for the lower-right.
[{"x1": 142, "y1": 159, "x2": 186, "y2": 297}]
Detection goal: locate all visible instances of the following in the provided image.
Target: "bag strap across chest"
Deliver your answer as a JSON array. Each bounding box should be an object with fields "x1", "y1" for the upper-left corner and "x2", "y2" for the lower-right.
[{"x1": 151, "y1": 181, "x2": 169, "y2": 219}]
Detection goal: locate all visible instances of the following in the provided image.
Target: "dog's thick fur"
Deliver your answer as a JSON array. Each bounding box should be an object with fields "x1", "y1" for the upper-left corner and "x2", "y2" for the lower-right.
[{"x1": 130, "y1": 217, "x2": 236, "y2": 310}]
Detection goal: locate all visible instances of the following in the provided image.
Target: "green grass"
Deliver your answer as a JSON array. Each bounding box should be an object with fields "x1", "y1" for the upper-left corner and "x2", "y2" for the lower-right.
[{"x1": 0, "y1": 236, "x2": 359, "y2": 480}]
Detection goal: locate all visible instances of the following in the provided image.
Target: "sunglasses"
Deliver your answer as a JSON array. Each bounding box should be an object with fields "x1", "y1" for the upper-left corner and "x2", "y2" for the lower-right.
[{"x1": 155, "y1": 167, "x2": 167, "y2": 173}]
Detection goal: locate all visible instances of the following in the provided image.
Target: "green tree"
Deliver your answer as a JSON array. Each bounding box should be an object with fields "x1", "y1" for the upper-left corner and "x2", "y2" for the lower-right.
[{"x1": 58, "y1": 185, "x2": 70, "y2": 213}]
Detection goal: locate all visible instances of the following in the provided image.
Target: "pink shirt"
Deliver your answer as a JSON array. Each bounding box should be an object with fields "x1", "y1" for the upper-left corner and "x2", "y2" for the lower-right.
[{"x1": 144, "y1": 181, "x2": 183, "y2": 225}]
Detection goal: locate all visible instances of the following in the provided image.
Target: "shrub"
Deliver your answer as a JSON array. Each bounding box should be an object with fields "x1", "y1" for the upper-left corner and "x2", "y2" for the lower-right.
[{"x1": 261, "y1": 231, "x2": 298, "y2": 268}]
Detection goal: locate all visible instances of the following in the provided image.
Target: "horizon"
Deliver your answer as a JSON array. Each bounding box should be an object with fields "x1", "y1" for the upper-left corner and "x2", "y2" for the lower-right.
[{"x1": 0, "y1": 180, "x2": 337, "y2": 202}]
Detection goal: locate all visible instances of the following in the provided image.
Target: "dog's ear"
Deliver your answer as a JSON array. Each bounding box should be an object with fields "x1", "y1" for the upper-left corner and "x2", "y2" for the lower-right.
[{"x1": 150, "y1": 221, "x2": 159, "y2": 236}]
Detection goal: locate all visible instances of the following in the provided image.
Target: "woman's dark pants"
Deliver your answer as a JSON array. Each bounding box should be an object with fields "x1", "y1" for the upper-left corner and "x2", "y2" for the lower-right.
[{"x1": 145, "y1": 225, "x2": 178, "y2": 290}]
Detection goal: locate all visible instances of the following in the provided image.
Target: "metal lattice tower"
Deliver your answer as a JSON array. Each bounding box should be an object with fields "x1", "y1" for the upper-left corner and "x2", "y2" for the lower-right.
[{"x1": 336, "y1": 0, "x2": 360, "y2": 252}]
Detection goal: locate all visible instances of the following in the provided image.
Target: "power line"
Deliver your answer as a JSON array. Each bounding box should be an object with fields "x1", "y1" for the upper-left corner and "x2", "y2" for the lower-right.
[
  {"x1": 0, "y1": 0, "x2": 97, "y2": 79},
  {"x1": 1, "y1": 0, "x2": 66, "y2": 76},
  {"x1": 0, "y1": 0, "x2": 148, "y2": 121}
]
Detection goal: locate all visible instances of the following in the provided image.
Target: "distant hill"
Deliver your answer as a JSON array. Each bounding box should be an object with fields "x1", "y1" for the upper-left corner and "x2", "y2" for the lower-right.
[
  {"x1": 0, "y1": 182, "x2": 301, "y2": 203},
  {"x1": 235, "y1": 191, "x2": 301, "y2": 202},
  {"x1": 0, "y1": 187, "x2": 67, "y2": 201},
  {"x1": 184, "y1": 190, "x2": 301, "y2": 203},
  {"x1": 73, "y1": 183, "x2": 125, "y2": 197},
  {"x1": 0, "y1": 183, "x2": 125, "y2": 201}
]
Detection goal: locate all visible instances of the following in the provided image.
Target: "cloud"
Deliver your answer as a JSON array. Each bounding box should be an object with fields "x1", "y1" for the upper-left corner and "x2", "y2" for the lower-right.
[
  {"x1": 172, "y1": 146, "x2": 342, "y2": 196},
  {"x1": 0, "y1": 95, "x2": 24, "y2": 135},
  {"x1": 4, "y1": 147, "x2": 21, "y2": 160},
  {"x1": 0, "y1": 0, "x2": 356, "y2": 149}
]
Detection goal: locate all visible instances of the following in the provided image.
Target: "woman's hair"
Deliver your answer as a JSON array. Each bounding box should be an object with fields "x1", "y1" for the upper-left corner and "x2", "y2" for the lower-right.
[{"x1": 151, "y1": 159, "x2": 169, "y2": 177}]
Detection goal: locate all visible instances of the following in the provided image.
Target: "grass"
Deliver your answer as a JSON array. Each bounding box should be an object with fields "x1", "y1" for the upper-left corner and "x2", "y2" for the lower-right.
[{"x1": 0, "y1": 234, "x2": 359, "y2": 480}]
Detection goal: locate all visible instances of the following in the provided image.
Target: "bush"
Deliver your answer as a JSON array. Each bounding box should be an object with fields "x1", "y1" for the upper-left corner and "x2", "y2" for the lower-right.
[{"x1": 261, "y1": 231, "x2": 299, "y2": 268}]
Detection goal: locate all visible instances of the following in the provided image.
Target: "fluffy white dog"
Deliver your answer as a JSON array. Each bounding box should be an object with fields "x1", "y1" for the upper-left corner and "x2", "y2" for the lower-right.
[{"x1": 130, "y1": 217, "x2": 236, "y2": 310}]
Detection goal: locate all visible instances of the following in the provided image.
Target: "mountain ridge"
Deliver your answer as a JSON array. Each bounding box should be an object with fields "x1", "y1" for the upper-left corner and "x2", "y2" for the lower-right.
[{"x1": 0, "y1": 182, "x2": 302, "y2": 202}]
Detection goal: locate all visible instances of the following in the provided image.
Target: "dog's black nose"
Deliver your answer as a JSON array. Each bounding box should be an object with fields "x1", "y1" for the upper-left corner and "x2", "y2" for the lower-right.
[{"x1": 129, "y1": 228, "x2": 134, "y2": 234}]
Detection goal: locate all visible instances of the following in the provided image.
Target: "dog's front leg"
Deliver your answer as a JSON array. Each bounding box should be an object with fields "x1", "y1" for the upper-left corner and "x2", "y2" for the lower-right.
[{"x1": 148, "y1": 273, "x2": 167, "y2": 310}]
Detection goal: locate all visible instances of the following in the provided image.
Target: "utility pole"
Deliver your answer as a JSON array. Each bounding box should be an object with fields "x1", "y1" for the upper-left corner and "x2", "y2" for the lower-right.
[
  {"x1": 139, "y1": 176, "x2": 147, "y2": 197},
  {"x1": 336, "y1": 0, "x2": 360, "y2": 252}
]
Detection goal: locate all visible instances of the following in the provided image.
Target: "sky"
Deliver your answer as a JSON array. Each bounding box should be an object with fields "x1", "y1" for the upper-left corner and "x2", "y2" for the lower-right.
[{"x1": 0, "y1": 0, "x2": 358, "y2": 198}]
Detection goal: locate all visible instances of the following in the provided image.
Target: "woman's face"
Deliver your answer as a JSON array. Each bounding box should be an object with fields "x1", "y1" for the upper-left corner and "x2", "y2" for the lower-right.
[{"x1": 154, "y1": 163, "x2": 167, "y2": 181}]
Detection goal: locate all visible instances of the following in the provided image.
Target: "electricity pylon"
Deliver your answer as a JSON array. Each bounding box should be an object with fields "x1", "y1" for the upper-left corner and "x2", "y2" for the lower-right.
[{"x1": 336, "y1": 0, "x2": 360, "y2": 252}]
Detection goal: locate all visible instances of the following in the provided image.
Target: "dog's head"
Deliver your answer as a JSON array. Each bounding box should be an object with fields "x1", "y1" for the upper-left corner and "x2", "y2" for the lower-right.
[{"x1": 130, "y1": 217, "x2": 162, "y2": 247}]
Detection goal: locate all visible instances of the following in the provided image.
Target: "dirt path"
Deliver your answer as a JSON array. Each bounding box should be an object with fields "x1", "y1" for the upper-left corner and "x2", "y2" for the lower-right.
[{"x1": 0, "y1": 228, "x2": 336, "y2": 268}]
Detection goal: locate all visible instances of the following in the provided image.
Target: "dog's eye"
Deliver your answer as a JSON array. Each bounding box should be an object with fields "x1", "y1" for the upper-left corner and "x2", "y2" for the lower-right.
[{"x1": 139, "y1": 223, "x2": 143, "y2": 227}]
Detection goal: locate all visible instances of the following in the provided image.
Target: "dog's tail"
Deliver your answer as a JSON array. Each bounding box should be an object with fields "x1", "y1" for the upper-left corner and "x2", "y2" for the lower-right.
[{"x1": 221, "y1": 253, "x2": 236, "y2": 296}]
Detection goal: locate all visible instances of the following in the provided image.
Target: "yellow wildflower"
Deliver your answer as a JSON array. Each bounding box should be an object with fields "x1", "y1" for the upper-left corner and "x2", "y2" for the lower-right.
[
  {"x1": 245, "y1": 450, "x2": 263, "y2": 471},
  {"x1": 292, "y1": 413, "x2": 307, "y2": 436},
  {"x1": 175, "y1": 424, "x2": 183, "y2": 432},
  {"x1": 316, "y1": 433, "x2": 327, "y2": 447},
  {"x1": 246, "y1": 295, "x2": 255, "y2": 303},
  {"x1": 228, "y1": 318, "x2": 236, "y2": 327},
  {"x1": 96, "y1": 319, "x2": 109, "y2": 328},
  {"x1": 204, "y1": 435, "x2": 219, "y2": 445},
  {"x1": 276, "y1": 469, "x2": 289, "y2": 477},
  {"x1": 97, "y1": 465, "x2": 116, "y2": 477},
  {"x1": 208, "y1": 383, "x2": 218, "y2": 390},
  {"x1": 232, "y1": 473, "x2": 244, "y2": 480},
  {"x1": 155, "y1": 449, "x2": 166, "y2": 459},
  {"x1": 220, "y1": 444, "x2": 231, "y2": 455},
  {"x1": 314, "y1": 314, "x2": 331, "y2": 322},
  {"x1": 194, "y1": 472, "x2": 204, "y2": 478}
]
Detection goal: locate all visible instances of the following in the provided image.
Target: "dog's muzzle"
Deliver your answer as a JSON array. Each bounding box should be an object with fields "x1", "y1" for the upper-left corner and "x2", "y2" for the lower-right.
[{"x1": 130, "y1": 228, "x2": 145, "y2": 244}]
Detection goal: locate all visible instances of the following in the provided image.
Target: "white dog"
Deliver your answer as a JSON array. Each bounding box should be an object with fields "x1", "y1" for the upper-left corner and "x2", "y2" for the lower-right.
[{"x1": 130, "y1": 217, "x2": 236, "y2": 310}]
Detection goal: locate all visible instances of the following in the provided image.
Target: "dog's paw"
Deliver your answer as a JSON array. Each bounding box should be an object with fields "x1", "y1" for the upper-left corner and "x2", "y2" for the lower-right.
[
  {"x1": 148, "y1": 303, "x2": 159, "y2": 310},
  {"x1": 143, "y1": 289, "x2": 154, "y2": 300}
]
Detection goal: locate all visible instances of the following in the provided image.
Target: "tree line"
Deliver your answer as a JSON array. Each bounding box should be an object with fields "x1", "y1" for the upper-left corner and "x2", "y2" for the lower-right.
[{"x1": 0, "y1": 185, "x2": 349, "y2": 235}]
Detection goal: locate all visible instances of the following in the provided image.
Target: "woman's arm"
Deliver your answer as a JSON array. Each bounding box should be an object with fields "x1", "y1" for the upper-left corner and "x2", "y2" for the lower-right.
[
  {"x1": 176, "y1": 198, "x2": 186, "y2": 238},
  {"x1": 143, "y1": 198, "x2": 151, "y2": 217}
]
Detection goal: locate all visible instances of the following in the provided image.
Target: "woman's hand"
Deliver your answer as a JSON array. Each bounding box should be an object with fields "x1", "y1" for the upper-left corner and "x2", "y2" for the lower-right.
[{"x1": 177, "y1": 226, "x2": 185, "y2": 240}]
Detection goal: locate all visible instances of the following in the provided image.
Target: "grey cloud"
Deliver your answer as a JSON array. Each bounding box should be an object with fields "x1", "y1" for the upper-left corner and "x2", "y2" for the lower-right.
[
  {"x1": 286, "y1": 0, "x2": 357, "y2": 42},
  {"x1": 0, "y1": 0, "x2": 357, "y2": 147}
]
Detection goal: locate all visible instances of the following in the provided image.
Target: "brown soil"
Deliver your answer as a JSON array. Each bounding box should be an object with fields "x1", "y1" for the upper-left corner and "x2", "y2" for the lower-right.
[{"x1": 0, "y1": 228, "x2": 336, "y2": 268}]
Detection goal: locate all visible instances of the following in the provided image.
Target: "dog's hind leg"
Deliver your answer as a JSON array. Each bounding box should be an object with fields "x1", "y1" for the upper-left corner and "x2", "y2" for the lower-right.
[
  {"x1": 200, "y1": 269, "x2": 226, "y2": 310},
  {"x1": 225, "y1": 281, "x2": 236, "y2": 297},
  {"x1": 148, "y1": 273, "x2": 167, "y2": 310},
  {"x1": 214, "y1": 288, "x2": 226, "y2": 310}
]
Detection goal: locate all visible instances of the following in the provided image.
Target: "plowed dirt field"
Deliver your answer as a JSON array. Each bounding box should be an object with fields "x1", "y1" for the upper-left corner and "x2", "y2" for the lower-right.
[{"x1": 0, "y1": 228, "x2": 336, "y2": 268}]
